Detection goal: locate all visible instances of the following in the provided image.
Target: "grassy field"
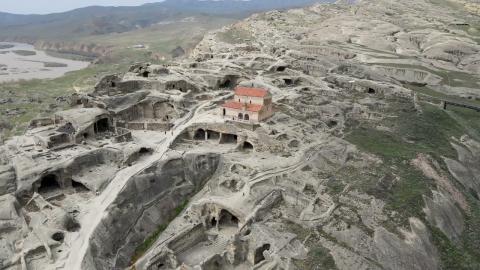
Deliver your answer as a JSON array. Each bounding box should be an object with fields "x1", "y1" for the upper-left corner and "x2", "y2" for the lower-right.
[
  {"x1": 345, "y1": 99, "x2": 470, "y2": 209},
  {"x1": 217, "y1": 26, "x2": 254, "y2": 44},
  {"x1": 346, "y1": 103, "x2": 459, "y2": 216},
  {"x1": 0, "y1": 63, "x2": 128, "y2": 137},
  {"x1": 0, "y1": 15, "x2": 235, "y2": 138},
  {"x1": 75, "y1": 15, "x2": 234, "y2": 63},
  {"x1": 345, "y1": 97, "x2": 480, "y2": 268},
  {"x1": 284, "y1": 219, "x2": 338, "y2": 270}
]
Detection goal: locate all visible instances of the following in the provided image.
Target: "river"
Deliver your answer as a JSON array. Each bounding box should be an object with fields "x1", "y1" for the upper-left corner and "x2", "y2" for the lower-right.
[{"x1": 0, "y1": 42, "x2": 90, "y2": 83}]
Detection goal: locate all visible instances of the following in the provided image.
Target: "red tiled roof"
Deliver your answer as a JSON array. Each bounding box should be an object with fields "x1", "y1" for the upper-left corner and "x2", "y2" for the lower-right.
[
  {"x1": 222, "y1": 101, "x2": 264, "y2": 112},
  {"x1": 235, "y1": 87, "x2": 270, "y2": 98}
]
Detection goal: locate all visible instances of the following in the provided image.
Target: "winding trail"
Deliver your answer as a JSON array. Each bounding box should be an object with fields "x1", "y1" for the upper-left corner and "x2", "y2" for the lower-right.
[
  {"x1": 64, "y1": 94, "x2": 228, "y2": 270},
  {"x1": 246, "y1": 146, "x2": 318, "y2": 193}
]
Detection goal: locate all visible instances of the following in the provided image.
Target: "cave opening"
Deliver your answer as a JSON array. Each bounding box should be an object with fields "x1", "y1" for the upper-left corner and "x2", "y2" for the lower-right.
[
  {"x1": 243, "y1": 141, "x2": 254, "y2": 151},
  {"x1": 72, "y1": 180, "x2": 89, "y2": 192},
  {"x1": 220, "y1": 133, "x2": 237, "y2": 144},
  {"x1": 218, "y1": 209, "x2": 239, "y2": 228},
  {"x1": 51, "y1": 232, "x2": 65, "y2": 242},
  {"x1": 142, "y1": 71, "x2": 150, "y2": 78},
  {"x1": 38, "y1": 174, "x2": 61, "y2": 194},
  {"x1": 219, "y1": 79, "x2": 232, "y2": 89},
  {"x1": 207, "y1": 130, "x2": 220, "y2": 140},
  {"x1": 327, "y1": 120, "x2": 338, "y2": 128},
  {"x1": 254, "y1": 244, "x2": 271, "y2": 264},
  {"x1": 368, "y1": 88, "x2": 376, "y2": 94},
  {"x1": 283, "y1": 78, "x2": 293, "y2": 85},
  {"x1": 194, "y1": 129, "x2": 206, "y2": 140},
  {"x1": 277, "y1": 66, "x2": 286, "y2": 72},
  {"x1": 66, "y1": 218, "x2": 81, "y2": 232},
  {"x1": 211, "y1": 217, "x2": 217, "y2": 227},
  {"x1": 94, "y1": 118, "x2": 110, "y2": 134},
  {"x1": 139, "y1": 147, "x2": 153, "y2": 155}
]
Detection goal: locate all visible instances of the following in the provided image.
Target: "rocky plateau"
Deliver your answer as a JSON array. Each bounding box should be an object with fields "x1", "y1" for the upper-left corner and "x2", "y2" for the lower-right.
[{"x1": 1, "y1": 0, "x2": 480, "y2": 269}]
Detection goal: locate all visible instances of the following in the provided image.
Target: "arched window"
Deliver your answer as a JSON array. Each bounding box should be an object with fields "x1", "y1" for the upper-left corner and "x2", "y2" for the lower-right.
[
  {"x1": 238, "y1": 113, "x2": 244, "y2": 120},
  {"x1": 244, "y1": 114, "x2": 250, "y2": 121}
]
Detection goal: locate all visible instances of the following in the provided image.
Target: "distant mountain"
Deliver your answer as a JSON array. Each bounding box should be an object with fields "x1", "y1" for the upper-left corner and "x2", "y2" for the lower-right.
[
  {"x1": 159, "y1": 0, "x2": 329, "y2": 14},
  {"x1": 0, "y1": 5, "x2": 181, "y2": 40},
  {"x1": 0, "y1": 0, "x2": 330, "y2": 41}
]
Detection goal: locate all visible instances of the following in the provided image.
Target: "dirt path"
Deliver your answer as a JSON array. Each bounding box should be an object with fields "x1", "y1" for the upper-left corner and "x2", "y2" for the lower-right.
[
  {"x1": 64, "y1": 95, "x2": 227, "y2": 269},
  {"x1": 245, "y1": 146, "x2": 318, "y2": 194}
]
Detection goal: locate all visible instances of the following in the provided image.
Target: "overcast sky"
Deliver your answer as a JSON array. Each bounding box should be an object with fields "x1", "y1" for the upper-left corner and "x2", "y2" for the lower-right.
[{"x1": 1, "y1": 0, "x2": 161, "y2": 14}]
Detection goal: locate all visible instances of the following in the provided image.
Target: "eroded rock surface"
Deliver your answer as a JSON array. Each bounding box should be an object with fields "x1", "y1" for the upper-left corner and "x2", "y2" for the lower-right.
[{"x1": 2, "y1": 0, "x2": 480, "y2": 269}]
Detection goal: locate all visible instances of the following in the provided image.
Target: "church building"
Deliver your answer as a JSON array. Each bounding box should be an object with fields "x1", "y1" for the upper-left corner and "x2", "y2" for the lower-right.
[{"x1": 221, "y1": 87, "x2": 274, "y2": 123}]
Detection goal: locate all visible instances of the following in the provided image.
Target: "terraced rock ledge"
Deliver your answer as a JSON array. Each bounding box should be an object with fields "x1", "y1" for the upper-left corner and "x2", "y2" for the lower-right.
[{"x1": 1, "y1": 0, "x2": 480, "y2": 269}]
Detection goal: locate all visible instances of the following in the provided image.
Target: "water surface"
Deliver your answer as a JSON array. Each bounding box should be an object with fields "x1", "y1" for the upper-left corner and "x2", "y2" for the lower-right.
[{"x1": 0, "y1": 42, "x2": 90, "y2": 83}]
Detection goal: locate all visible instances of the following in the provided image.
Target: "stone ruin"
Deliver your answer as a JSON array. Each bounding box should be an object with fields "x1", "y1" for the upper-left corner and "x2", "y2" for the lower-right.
[
  {"x1": 0, "y1": 56, "x2": 287, "y2": 270},
  {"x1": 2, "y1": 0, "x2": 480, "y2": 269}
]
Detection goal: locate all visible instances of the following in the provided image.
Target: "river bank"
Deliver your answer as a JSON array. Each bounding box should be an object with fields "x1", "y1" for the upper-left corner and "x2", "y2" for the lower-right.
[{"x1": 0, "y1": 42, "x2": 90, "y2": 83}]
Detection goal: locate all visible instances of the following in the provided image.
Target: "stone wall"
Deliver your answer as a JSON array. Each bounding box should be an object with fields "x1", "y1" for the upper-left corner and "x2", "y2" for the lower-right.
[
  {"x1": 94, "y1": 75, "x2": 150, "y2": 96},
  {"x1": 113, "y1": 128, "x2": 133, "y2": 143},
  {"x1": 28, "y1": 118, "x2": 55, "y2": 129},
  {"x1": 125, "y1": 122, "x2": 172, "y2": 131},
  {"x1": 0, "y1": 165, "x2": 16, "y2": 196},
  {"x1": 119, "y1": 80, "x2": 151, "y2": 94},
  {"x1": 127, "y1": 122, "x2": 146, "y2": 130},
  {"x1": 146, "y1": 122, "x2": 172, "y2": 131},
  {"x1": 235, "y1": 95, "x2": 265, "y2": 105},
  {"x1": 167, "y1": 224, "x2": 207, "y2": 254}
]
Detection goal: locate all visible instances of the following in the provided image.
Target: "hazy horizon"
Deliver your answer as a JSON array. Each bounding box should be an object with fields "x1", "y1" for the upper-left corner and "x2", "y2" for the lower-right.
[{"x1": 0, "y1": 0, "x2": 162, "y2": 15}]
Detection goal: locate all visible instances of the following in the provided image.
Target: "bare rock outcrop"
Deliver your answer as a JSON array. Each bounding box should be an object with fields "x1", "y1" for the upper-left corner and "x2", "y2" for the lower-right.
[
  {"x1": 0, "y1": 165, "x2": 16, "y2": 196},
  {"x1": 81, "y1": 152, "x2": 220, "y2": 269}
]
